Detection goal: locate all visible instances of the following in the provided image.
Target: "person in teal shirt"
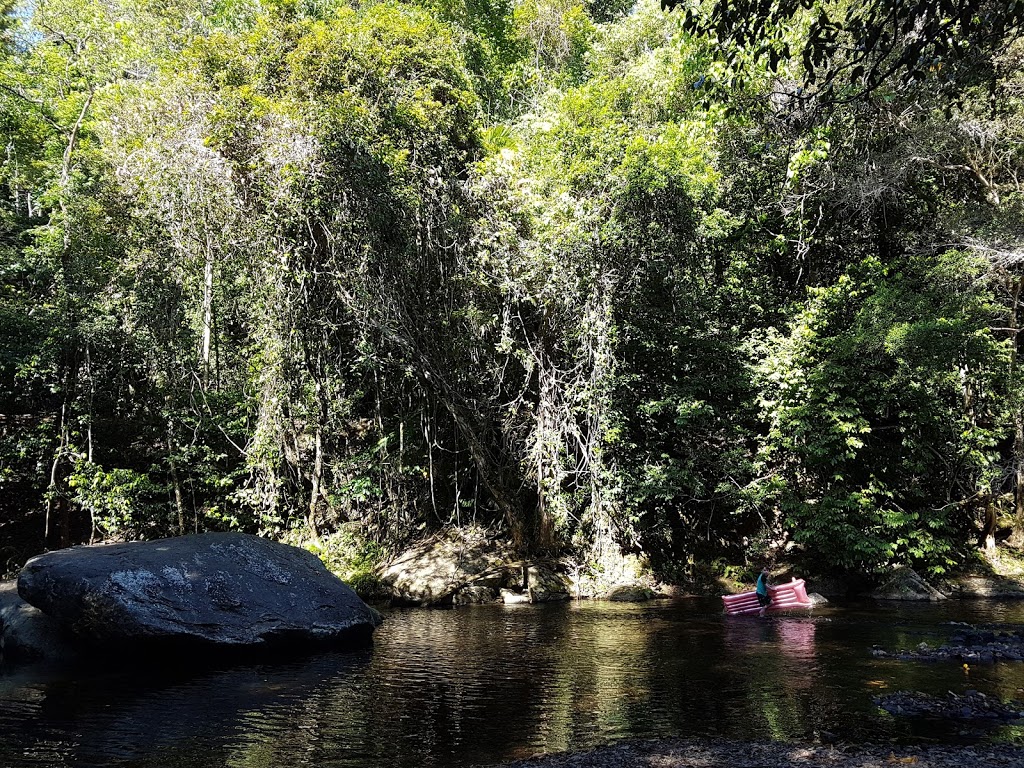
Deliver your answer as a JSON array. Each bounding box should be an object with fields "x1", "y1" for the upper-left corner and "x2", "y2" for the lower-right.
[{"x1": 756, "y1": 567, "x2": 771, "y2": 617}]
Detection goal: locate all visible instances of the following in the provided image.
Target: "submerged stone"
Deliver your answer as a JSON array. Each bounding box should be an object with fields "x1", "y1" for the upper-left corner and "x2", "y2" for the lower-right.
[
  {"x1": 875, "y1": 689, "x2": 1024, "y2": 722},
  {"x1": 17, "y1": 533, "x2": 381, "y2": 652}
]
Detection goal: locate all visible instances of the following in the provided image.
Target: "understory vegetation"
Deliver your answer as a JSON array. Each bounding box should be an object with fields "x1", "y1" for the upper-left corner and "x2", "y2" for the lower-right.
[{"x1": 1, "y1": 0, "x2": 1022, "y2": 587}]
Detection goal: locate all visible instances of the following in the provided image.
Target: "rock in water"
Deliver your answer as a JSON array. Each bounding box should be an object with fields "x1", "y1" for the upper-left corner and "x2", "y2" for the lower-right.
[
  {"x1": 602, "y1": 584, "x2": 658, "y2": 602},
  {"x1": 379, "y1": 527, "x2": 519, "y2": 606},
  {"x1": 871, "y1": 566, "x2": 946, "y2": 602},
  {"x1": 526, "y1": 564, "x2": 571, "y2": 602},
  {"x1": 1, "y1": 579, "x2": 78, "y2": 662},
  {"x1": 17, "y1": 533, "x2": 381, "y2": 651}
]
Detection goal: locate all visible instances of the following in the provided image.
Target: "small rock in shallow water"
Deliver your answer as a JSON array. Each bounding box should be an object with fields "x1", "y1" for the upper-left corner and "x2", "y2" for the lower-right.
[{"x1": 875, "y1": 690, "x2": 1024, "y2": 723}]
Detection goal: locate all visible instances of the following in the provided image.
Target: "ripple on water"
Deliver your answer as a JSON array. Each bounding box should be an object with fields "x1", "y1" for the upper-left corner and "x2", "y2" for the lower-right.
[{"x1": 5, "y1": 598, "x2": 1024, "y2": 767}]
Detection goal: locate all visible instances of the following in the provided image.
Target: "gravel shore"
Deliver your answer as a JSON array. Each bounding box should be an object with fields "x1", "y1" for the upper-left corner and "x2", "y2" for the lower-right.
[{"x1": 481, "y1": 738, "x2": 1024, "y2": 767}]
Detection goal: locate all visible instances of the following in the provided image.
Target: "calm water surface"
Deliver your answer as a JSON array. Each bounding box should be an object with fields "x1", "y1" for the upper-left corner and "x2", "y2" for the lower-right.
[{"x1": 3, "y1": 598, "x2": 1024, "y2": 767}]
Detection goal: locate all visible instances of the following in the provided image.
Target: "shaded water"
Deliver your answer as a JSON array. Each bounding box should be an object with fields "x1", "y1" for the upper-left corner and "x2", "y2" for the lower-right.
[{"x1": 4, "y1": 598, "x2": 1024, "y2": 767}]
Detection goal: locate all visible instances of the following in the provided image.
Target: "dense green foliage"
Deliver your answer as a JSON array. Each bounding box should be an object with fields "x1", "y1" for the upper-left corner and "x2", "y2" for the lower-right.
[
  {"x1": 665, "y1": 0, "x2": 1024, "y2": 102},
  {"x1": 0, "y1": 0, "x2": 1021, "y2": 585}
]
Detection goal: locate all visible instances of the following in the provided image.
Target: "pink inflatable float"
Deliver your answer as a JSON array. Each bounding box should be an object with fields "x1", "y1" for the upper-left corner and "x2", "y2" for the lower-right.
[{"x1": 722, "y1": 577, "x2": 813, "y2": 616}]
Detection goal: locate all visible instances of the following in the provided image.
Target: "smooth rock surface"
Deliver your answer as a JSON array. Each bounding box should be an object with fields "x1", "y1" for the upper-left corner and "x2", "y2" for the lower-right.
[
  {"x1": 947, "y1": 574, "x2": 1024, "y2": 598},
  {"x1": 602, "y1": 584, "x2": 659, "y2": 602},
  {"x1": 379, "y1": 527, "x2": 521, "y2": 606},
  {"x1": 871, "y1": 566, "x2": 946, "y2": 601},
  {"x1": 526, "y1": 564, "x2": 571, "y2": 602},
  {"x1": 454, "y1": 584, "x2": 499, "y2": 605},
  {"x1": 0, "y1": 580, "x2": 78, "y2": 662},
  {"x1": 17, "y1": 533, "x2": 381, "y2": 650}
]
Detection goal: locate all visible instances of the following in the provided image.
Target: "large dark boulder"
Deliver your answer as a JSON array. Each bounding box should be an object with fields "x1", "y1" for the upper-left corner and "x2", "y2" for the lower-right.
[
  {"x1": 17, "y1": 533, "x2": 381, "y2": 651},
  {"x1": 1, "y1": 579, "x2": 78, "y2": 663}
]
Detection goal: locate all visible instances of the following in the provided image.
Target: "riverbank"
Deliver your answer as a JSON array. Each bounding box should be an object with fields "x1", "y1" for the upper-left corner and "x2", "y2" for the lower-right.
[{"x1": 482, "y1": 737, "x2": 1024, "y2": 767}]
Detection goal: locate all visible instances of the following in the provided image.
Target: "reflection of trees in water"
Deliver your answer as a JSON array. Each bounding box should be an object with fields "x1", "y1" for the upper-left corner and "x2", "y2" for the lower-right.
[
  {"x1": 542, "y1": 607, "x2": 829, "y2": 746},
  {"x1": 7, "y1": 651, "x2": 374, "y2": 768},
  {"x1": 357, "y1": 603, "x2": 694, "y2": 761},
  {"x1": 356, "y1": 606, "x2": 572, "y2": 765},
  {"x1": 723, "y1": 618, "x2": 819, "y2": 739},
  {"x1": 543, "y1": 605, "x2": 657, "y2": 751},
  {"x1": 225, "y1": 607, "x2": 557, "y2": 767},
  {"x1": 14, "y1": 604, "x2": 1024, "y2": 766}
]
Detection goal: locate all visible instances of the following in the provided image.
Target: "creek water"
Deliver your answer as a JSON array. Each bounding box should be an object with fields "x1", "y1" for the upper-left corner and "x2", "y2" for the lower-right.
[{"x1": 3, "y1": 597, "x2": 1024, "y2": 767}]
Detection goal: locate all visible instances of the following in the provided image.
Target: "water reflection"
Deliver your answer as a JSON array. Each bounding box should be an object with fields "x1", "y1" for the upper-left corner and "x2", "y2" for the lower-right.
[
  {"x1": 717, "y1": 618, "x2": 817, "y2": 739},
  {"x1": 1, "y1": 650, "x2": 376, "y2": 767},
  {"x1": 4, "y1": 599, "x2": 1024, "y2": 767}
]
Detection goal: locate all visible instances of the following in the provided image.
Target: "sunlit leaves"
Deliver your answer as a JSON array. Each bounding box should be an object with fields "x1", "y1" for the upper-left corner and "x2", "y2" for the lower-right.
[
  {"x1": 752, "y1": 254, "x2": 1011, "y2": 574},
  {"x1": 664, "y1": 0, "x2": 1024, "y2": 103}
]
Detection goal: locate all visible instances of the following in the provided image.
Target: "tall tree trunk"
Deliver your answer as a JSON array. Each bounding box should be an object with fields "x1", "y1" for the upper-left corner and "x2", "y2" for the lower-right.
[
  {"x1": 45, "y1": 404, "x2": 70, "y2": 549},
  {"x1": 438, "y1": 389, "x2": 529, "y2": 548},
  {"x1": 981, "y1": 491, "x2": 998, "y2": 552},
  {"x1": 534, "y1": 354, "x2": 556, "y2": 552},
  {"x1": 167, "y1": 416, "x2": 186, "y2": 535},
  {"x1": 1015, "y1": 409, "x2": 1024, "y2": 539},
  {"x1": 308, "y1": 428, "x2": 322, "y2": 538},
  {"x1": 201, "y1": 233, "x2": 215, "y2": 384},
  {"x1": 44, "y1": 91, "x2": 95, "y2": 550},
  {"x1": 1006, "y1": 274, "x2": 1024, "y2": 545}
]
